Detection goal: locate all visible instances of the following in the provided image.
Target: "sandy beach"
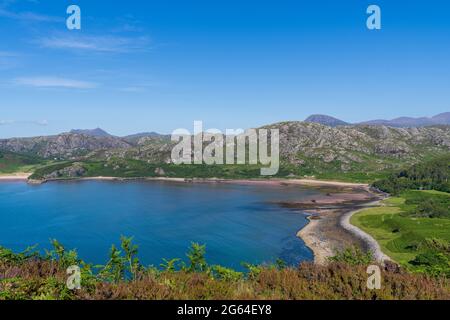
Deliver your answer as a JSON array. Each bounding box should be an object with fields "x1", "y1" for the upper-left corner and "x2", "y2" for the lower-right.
[
  {"x1": 340, "y1": 202, "x2": 392, "y2": 263},
  {"x1": 0, "y1": 173, "x2": 31, "y2": 180},
  {"x1": 24, "y1": 175, "x2": 373, "y2": 187},
  {"x1": 222, "y1": 178, "x2": 370, "y2": 189},
  {"x1": 277, "y1": 184, "x2": 389, "y2": 265}
]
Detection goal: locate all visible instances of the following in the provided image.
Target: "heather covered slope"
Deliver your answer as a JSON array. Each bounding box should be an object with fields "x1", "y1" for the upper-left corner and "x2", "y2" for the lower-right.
[{"x1": 0, "y1": 241, "x2": 448, "y2": 300}]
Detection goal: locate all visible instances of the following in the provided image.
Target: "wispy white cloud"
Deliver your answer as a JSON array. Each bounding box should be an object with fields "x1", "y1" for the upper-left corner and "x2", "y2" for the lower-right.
[
  {"x1": 0, "y1": 51, "x2": 20, "y2": 70},
  {"x1": 13, "y1": 76, "x2": 98, "y2": 89},
  {"x1": 119, "y1": 81, "x2": 162, "y2": 93},
  {"x1": 34, "y1": 119, "x2": 48, "y2": 126},
  {"x1": 0, "y1": 119, "x2": 48, "y2": 126},
  {"x1": 0, "y1": 120, "x2": 15, "y2": 125},
  {"x1": 36, "y1": 34, "x2": 151, "y2": 53},
  {"x1": 0, "y1": 7, "x2": 63, "y2": 23}
]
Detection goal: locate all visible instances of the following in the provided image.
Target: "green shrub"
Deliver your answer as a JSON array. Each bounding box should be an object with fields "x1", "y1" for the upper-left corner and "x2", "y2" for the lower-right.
[
  {"x1": 328, "y1": 247, "x2": 374, "y2": 265},
  {"x1": 185, "y1": 243, "x2": 208, "y2": 273}
]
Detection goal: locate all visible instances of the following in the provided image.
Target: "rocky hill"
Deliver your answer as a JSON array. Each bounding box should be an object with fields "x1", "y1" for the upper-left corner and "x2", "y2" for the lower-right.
[
  {"x1": 305, "y1": 114, "x2": 349, "y2": 127},
  {"x1": 69, "y1": 128, "x2": 112, "y2": 137},
  {"x1": 263, "y1": 122, "x2": 450, "y2": 172},
  {"x1": 92, "y1": 122, "x2": 450, "y2": 178},
  {"x1": 1, "y1": 122, "x2": 450, "y2": 180},
  {"x1": 122, "y1": 132, "x2": 169, "y2": 145},
  {"x1": 0, "y1": 133, "x2": 132, "y2": 159}
]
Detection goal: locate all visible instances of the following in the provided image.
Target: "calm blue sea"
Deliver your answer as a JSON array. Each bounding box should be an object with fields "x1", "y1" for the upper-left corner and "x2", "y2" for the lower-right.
[{"x1": 0, "y1": 180, "x2": 319, "y2": 270}]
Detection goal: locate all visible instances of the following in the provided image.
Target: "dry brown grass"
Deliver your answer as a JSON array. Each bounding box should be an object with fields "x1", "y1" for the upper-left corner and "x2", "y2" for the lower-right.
[{"x1": 1, "y1": 259, "x2": 448, "y2": 300}]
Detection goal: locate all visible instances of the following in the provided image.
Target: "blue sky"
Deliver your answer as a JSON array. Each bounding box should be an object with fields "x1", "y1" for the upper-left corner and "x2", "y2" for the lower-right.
[{"x1": 0, "y1": 0, "x2": 449, "y2": 138}]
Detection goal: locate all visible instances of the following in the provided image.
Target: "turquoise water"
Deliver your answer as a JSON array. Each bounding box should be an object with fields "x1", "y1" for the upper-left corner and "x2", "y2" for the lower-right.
[{"x1": 0, "y1": 180, "x2": 320, "y2": 270}]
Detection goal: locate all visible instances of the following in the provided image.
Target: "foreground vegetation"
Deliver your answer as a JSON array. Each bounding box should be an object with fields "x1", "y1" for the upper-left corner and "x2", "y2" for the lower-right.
[
  {"x1": 0, "y1": 239, "x2": 448, "y2": 300},
  {"x1": 352, "y1": 191, "x2": 450, "y2": 276}
]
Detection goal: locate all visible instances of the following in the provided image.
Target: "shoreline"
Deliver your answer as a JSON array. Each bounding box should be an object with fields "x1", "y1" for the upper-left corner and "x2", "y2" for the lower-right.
[
  {"x1": 340, "y1": 201, "x2": 392, "y2": 264},
  {"x1": 297, "y1": 215, "x2": 333, "y2": 265},
  {"x1": 7, "y1": 174, "x2": 372, "y2": 188},
  {"x1": 279, "y1": 186, "x2": 389, "y2": 265},
  {"x1": 297, "y1": 199, "x2": 391, "y2": 265},
  {"x1": 0, "y1": 173, "x2": 372, "y2": 188}
]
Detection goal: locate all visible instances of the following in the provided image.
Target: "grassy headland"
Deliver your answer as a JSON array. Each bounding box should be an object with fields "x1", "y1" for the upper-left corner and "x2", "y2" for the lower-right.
[
  {"x1": 352, "y1": 154, "x2": 450, "y2": 277},
  {"x1": 27, "y1": 158, "x2": 392, "y2": 183}
]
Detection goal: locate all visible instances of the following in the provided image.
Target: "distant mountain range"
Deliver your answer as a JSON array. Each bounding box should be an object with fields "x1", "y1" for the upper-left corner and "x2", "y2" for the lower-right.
[
  {"x1": 305, "y1": 115, "x2": 350, "y2": 127},
  {"x1": 1, "y1": 117, "x2": 449, "y2": 180},
  {"x1": 122, "y1": 132, "x2": 168, "y2": 144},
  {"x1": 1, "y1": 119, "x2": 448, "y2": 164},
  {"x1": 63, "y1": 113, "x2": 450, "y2": 141},
  {"x1": 69, "y1": 128, "x2": 165, "y2": 142},
  {"x1": 70, "y1": 128, "x2": 112, "y2": 137},
  {"x1": 305, "y1": 112, "x2": 450, "y2": 128}
]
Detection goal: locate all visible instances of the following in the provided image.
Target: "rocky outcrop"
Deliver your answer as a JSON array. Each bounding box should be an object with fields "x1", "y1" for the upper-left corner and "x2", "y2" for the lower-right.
[
  {"x1": 0, "y1": 134, "x2": 132, "y2": 159},
  {"x1": 43, "y1": 163, "x2": 87, "y2": 180},
  {"x1": 264, "y1": 122, "x2": 450, "y2": 159}
]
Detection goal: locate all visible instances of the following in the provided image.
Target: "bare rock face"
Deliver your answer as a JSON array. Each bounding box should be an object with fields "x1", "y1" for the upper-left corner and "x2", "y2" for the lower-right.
[
  {"x1": 263, "y1": 122, "x2": 450, "y2": 160},
  {"x1": 44, "y1": 163, "x2": 87, "y2": 180},
  {"x1": 0, "y1": 134, "x2": 132, "y2": 159}
]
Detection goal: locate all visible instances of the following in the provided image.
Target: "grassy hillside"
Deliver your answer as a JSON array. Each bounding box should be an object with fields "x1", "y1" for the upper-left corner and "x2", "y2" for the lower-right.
[
  {"x1": 0, "y1": 239, "x2": 448, "y2": 300},
  {"x1": 28, "y1": 157, "x2": 394, "y2": 183},
  {"x1": 351, "y1": 191, "x2": 450, "y2": 276},
  {"x1": 0, "y1": 151, "x2": 45, "y2": 174},
  {"x1": 29, "y1": 159, "x2": 274, "y2": 180}
]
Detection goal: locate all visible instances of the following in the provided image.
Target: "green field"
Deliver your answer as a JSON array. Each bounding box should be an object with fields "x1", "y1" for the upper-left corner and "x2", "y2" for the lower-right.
[
  {"x1": 0, "y1": 151, "x2": 46, "y2": 174},
  {"x1": 351, "y1": 190, "x2": 450, "y2": 275}
]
